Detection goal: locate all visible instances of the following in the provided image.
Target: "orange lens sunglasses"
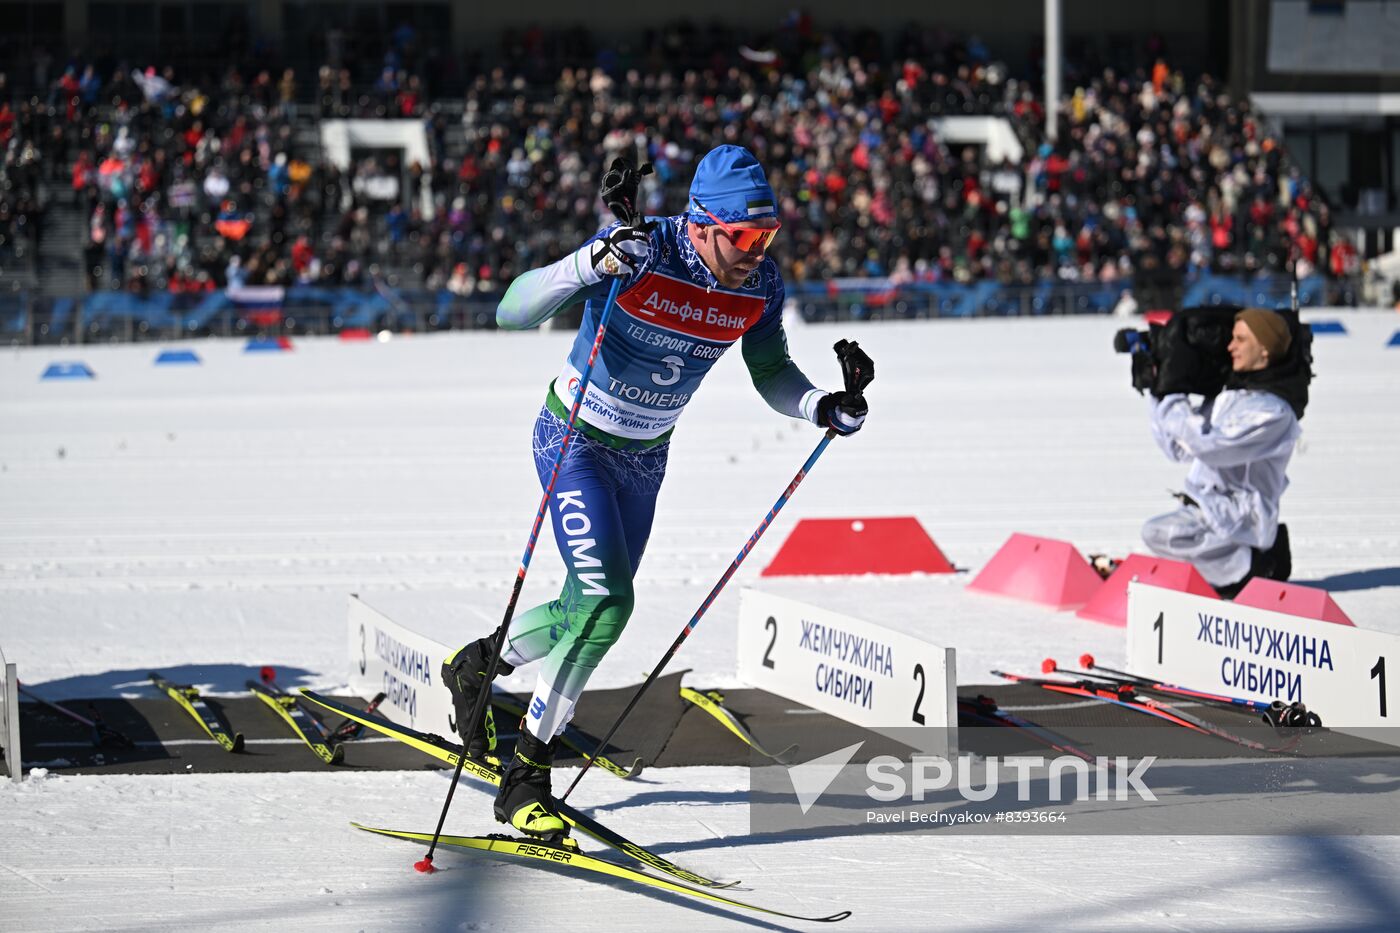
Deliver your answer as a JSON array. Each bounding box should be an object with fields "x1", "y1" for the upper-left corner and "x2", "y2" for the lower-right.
[{"x1": 691, "y1": 197, "x2": 782, "y2": 252}]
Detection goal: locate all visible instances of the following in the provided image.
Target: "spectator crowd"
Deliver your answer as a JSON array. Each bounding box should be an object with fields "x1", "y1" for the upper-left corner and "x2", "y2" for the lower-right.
[{"x1": 0, "y1": 17, "x2": 1354, "y2": 308}]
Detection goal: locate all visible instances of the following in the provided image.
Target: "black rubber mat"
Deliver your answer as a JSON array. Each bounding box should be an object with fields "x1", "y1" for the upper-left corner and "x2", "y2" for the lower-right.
[{"x1": 8, "y1": 677, "x2": 1391, "y2": 776}]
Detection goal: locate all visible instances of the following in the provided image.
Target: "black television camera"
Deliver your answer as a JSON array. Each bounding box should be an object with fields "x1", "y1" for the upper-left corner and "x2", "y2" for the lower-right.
[
  {"x1": 1115, "y1": 304, "x2": 1314, "y2": 418},
  {"x1": 1115, "y1": 306, "x2": 1239, "y2": 398}
]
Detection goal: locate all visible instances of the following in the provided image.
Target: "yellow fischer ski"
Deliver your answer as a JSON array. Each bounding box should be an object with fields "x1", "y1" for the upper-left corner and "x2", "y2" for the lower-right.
[
  {"x1": 679, "y1": 686, "x2": 798, "y2": 764},
  {"x1": 148, "y1": 672, "x2": 243, "y2": 753},
  {"x1": 299, "y1": 689, "x2": 736, "y2": 889},
  {"x1": 248, "y1": 680, "x2": 343, "y2": 765},
  {"x1": 352, "y1": 825, "x2": 850, "y2": 924}
]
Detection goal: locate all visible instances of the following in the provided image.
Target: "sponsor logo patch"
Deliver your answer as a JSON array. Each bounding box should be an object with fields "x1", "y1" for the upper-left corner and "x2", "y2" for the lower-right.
[{"x1": 620, "y1": 271, "x2": 764, "y2": 342}]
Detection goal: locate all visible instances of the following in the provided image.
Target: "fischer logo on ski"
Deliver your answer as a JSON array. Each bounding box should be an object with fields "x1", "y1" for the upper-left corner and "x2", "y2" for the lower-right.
[
  {"x1": 299, "y1": 690, "x2": 723, "y2": 888},
  {"x1": 247, "y1": 678, "x2": 343, "y2": 765},
  {"x1": 352, "y1": 826, "x2": 850, "y2": 924},
  {"x1": 148, "y1": 672, "x2": 244, "y2": 753}
]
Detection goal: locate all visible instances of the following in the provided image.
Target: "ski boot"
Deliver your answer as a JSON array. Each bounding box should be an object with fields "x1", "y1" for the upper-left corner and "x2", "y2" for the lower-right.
[
  {"x1": 442, "y1": 637, "x2": 514, "y2": 764},
  {"x1": 494, "y1": 728, "x2": 568, "y2": 841},
  {"x1": 1218, "y1": 525, "x2": 1292, "y2": 600},
  {"x1": 1262, "y1": 524, "x2": 1291, "y2": 582},
  {"x1": 1216, "y1": 574, "x2": 1252, "y2": 601}
]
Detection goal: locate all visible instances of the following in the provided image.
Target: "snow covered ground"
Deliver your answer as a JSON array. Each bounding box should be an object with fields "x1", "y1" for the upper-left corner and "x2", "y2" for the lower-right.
[{"x1": 3, "y1": 310, "x2": 1399, "y2": 931}]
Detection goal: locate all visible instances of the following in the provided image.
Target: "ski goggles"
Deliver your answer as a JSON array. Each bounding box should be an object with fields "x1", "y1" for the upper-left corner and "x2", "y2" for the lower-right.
[{"x1": 690, "y1": 197, "x2": 782, "y2": 252}]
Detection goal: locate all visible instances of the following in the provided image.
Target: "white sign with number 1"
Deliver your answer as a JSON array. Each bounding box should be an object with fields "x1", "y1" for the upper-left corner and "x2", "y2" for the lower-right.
[{"x1": 1126, "y1": 581, "x2": 1400, "y2": 739}]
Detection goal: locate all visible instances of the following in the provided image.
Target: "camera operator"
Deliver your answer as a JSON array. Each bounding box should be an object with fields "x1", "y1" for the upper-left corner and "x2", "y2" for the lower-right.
[{"x1": 1140, "y1": 308, "x2": 1303, "y2": 598}]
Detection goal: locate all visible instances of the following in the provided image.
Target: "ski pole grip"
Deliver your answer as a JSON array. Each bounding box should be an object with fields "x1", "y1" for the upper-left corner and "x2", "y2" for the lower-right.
[{"x1": 833, "y1": 339, "x2": 875, "y2": 397}]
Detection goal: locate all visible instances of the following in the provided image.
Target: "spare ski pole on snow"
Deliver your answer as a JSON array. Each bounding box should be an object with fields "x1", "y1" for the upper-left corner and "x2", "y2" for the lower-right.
[
  {"x1": 1070, "y1": 655, "x2": 1321, "y2": 727},
  {"x1": 17, "y1": 683, "x2": 134, "y2": 748}
]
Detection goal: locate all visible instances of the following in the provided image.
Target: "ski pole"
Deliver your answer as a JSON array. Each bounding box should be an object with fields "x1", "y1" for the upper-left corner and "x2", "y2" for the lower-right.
[
  {"x1": 958, "y1": 695, "x2": 1107, "y2": 768},
  {"x1": 326, "y1": 691, "x2": 386, "y2": 742},
  {"x1": 1044, "y1": 656, "x2": 1250, "y2": 708},
  {"x1": 560, "y1": 428, "x2": 835, "y2": 802},
  {"x1": 17, "y1": 683, "x2": 134, "y2": 748},
  {"x1": 1074, "y1": 655, "x2": 1280, "y2": 714},
  {"x1": 1040, "y1": 657, "x2": 1125, "y2": 683},
  {"x1": 1071, "y1": 656, "x2": 1318, "y2": 728},
  {"x1": 415, "y1": 274, "x2": 624, "y2": 874}
]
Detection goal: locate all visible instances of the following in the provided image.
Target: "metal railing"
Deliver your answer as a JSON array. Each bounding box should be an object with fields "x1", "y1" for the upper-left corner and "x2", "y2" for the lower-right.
[
  {"x1": 0, "y1": 292, "x2": 500, "y2": 346},
  {"x1": 788, "y1": 273, "x2": 1354, "y2": 324},
  {"x1": 1, "y1": 272, "x2": 1364, "y2": 347},
  {"x1": 790, "y1": 281, "x2": 1133, "y2": 323}
]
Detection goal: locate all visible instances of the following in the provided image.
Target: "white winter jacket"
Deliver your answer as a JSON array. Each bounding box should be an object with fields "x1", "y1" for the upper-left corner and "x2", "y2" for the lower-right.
[{"x1": 1150, "y1": 389, "x2": 1300, "y2": 548}]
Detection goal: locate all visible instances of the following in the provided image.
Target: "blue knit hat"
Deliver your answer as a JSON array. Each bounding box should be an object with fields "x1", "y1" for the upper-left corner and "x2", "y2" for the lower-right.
[{"x1": 687, "y1": 145, "x2": 777, "y2": 224}]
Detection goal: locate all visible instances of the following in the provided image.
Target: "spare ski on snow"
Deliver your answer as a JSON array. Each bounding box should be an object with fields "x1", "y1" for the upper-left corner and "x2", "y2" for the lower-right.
[
  {"x1": 247, "y1": 680, "x2": 343, "y2": 764},
  {"x1": 679, "y1": 686, "x2": 798, "y2": 764},
  {"x1": 149, "y1": 672, "x2": 243, "y2": 753}
]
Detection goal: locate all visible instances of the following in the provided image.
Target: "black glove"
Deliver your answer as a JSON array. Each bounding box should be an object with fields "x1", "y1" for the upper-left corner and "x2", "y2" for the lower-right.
[
  {"x1": 585, "y1": 222, "x2": 656, "y2": 281},
  {"x1": 816, "y1": 391, "x2": 868, "y2": 435},
  {"x1": 599, "y1": 156, "x2": 653, "y2": 227}
]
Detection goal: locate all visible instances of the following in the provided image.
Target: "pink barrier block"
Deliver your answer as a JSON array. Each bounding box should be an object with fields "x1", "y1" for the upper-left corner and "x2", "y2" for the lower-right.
[
  {"x1": 1076, "y1": 554, "x2": 1219, "y2": 626},
  {"x1": 1233, "y1": 579, "x2": 1355, "y2": 626},
  {"x1": 966, "y1": 533, "x2": 1105, "y2": 611}
]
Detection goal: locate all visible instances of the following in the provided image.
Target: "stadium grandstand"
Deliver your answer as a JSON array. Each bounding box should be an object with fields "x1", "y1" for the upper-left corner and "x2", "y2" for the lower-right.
[{"x1": 0, "y1": 1, "x2": 1381, "y2": 342}]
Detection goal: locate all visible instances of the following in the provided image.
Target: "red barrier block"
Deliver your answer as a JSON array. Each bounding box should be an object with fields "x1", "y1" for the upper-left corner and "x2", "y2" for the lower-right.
[
  {"x1": 340, "y1": 328, "x2": 373, "y2": 341},
  {"x1": 966, "y1": 533, "x2": 1104, "y2": 611},
  {"x1": 761, "y1": 517, "x2": 954, "y2": 577},
  {"x1": 1075, "y1": 554, "x2": 1219, "y2": 626},
  {"x1": 1233, "y1": 579, "x2": 1355, "y2": 626}
]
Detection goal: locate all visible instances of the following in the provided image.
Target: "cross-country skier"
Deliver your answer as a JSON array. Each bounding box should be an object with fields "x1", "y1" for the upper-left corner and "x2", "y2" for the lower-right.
[{"x1": 442, "y1": 145, "x2": 870, "y2": 839}]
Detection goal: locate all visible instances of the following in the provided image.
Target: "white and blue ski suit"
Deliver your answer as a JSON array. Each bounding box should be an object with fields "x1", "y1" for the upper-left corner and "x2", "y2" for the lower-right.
[{"x1": 494, "y1": 214, "x2": 829, "y2": 740}]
